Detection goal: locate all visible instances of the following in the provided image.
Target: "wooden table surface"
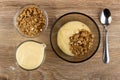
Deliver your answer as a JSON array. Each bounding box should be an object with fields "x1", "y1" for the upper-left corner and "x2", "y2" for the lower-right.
[{"x1": 0, "y1": 0, "x2": 120, "y2": 80}]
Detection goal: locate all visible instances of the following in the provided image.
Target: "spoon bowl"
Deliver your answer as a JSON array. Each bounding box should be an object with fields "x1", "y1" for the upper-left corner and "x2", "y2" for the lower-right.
[{"x1": 100, "y1": 8, "x2": 112, "y2": 25}]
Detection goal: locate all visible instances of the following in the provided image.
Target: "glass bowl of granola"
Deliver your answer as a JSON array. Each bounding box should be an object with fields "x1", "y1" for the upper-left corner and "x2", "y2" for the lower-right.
[
  {"x1": 50, "y1": 12, "x2": 100, "y2": 63},
  {"x1": 14, "y1": 5, "x2": 48, "y2": 37}
]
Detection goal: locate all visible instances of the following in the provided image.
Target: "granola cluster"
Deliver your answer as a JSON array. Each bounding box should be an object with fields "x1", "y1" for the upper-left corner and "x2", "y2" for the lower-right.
[
  {"x1": 69, "y1": 29, "x2": 94, "y2": 56},
  {"x1": 17, "y1": 6, "x2": 46, "y2": 37}
]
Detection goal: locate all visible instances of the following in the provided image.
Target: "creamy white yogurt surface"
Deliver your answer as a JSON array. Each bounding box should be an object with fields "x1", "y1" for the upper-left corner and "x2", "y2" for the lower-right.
[
  {"x1": 57, "y1": 21, "x2": 90, "y2": 56},
  {"x1": 16, "y1": 41, "x2": 46, "y2": 70}
]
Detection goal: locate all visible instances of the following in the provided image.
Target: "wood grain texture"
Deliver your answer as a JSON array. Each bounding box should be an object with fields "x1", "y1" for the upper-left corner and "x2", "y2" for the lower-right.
[{"x1": 0, "y1": 0, "x2": 120, "y2": 80}]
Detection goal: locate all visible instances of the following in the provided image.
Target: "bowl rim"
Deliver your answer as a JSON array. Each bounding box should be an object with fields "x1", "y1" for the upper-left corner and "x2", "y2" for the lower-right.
[{"x1": 50, "y1": 12, "x2": 101, "y2": 63}]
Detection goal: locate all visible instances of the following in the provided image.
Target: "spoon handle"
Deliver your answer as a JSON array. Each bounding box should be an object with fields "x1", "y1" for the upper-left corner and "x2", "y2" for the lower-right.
[{"x1": 103, "y1": 26, "x2": 110, "y2": 64}]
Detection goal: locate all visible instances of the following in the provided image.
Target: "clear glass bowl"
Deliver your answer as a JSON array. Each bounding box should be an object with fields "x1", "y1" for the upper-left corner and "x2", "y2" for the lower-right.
[
  {"x1": 50, "y1": 12, "x2": 100, "y2": 63},
  {"x1": 14, "y1": 5, "x2": 48, "y2": 38},
  {"x1": 15, "y1": 40, "x2": 46, "y2": 80}
]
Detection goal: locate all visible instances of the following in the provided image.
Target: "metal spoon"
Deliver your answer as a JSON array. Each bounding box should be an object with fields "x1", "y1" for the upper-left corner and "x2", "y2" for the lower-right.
[{"x1": 100, "y1": 8, "x2": 112, "y2": 64}]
